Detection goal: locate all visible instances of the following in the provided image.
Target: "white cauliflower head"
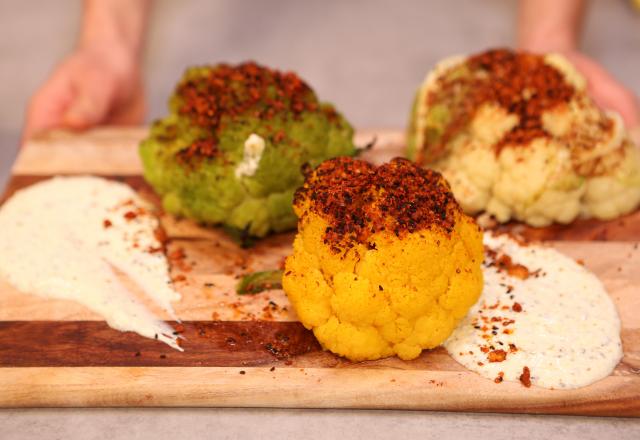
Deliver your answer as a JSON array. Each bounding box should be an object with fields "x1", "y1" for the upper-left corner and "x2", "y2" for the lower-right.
[{"x1": 407, "y1": 49, "x2": 640, "y2": 227}]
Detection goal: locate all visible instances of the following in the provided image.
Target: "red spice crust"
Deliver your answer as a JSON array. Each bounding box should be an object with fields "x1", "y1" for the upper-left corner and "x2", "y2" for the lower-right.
[
  {"x1": 174, "y1": 62, "x2": 322, "y2": 162},
  {"x1": 295, "y1": 157, "x2": 466, "y2": 252},
  {"x1": 420, "y1": 48, "x2": 576, "y2": 164}
]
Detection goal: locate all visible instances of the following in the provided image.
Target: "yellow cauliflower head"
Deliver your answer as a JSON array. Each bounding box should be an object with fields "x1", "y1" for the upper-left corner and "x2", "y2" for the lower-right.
[
  {"x1": 283, "y1": 157, "x2": 484, "y2": 361},
  {"x1": 407, "y1": 49, "x2": 640, "y2": 227}
]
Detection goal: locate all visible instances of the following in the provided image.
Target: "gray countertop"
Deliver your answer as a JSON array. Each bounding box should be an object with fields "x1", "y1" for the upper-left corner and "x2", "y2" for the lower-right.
[{"x1": 2, "y1": 409, "x2": 640, "y2": 440}]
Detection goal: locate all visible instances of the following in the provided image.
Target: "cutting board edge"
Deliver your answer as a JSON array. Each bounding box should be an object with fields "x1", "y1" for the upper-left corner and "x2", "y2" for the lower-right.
[{"x1": 2, "y1": 366, "x2": 639, "y2": 416}]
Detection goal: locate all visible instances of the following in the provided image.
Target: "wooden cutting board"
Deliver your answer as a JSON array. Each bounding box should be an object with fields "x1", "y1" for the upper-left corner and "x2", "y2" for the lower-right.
[{"x1": 1, "y1": 127, "x2": 639, "y2": 415}]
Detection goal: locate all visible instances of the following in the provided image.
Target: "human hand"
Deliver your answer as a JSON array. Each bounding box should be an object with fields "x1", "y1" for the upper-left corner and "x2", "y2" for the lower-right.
[
  {"x1": 561, "y1": 50, "x2": 640, "y2": 130},
  {"x1": 22, "y1": 45, "x2": 145, "y2": 144},
  {"x1": 517, "y1": 0, "x2": 639, "y2": 131}
]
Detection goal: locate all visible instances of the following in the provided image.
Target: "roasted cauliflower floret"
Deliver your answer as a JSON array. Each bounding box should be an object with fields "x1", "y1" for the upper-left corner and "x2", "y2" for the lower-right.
[
  {"x1": 283, "y1": 157, "x2": 484, "y2": 361},
  {"x1": 407, "y1": 49, "x2": 640, "y2": 227},
  {"x1": 140, "y1": 62, "x2": 356, "y2": 237}
]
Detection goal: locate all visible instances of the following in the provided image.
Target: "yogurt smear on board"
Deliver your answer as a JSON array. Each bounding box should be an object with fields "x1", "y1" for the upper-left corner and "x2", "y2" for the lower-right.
[
  {"x1": 0, "y1": 176, "x2": 182, "y2": 349},
  {"x1": 445, "y1": 232, "x2": 623, "y2": 389}
]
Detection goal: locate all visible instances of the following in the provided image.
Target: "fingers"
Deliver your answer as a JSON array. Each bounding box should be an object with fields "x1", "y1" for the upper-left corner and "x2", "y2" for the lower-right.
[
  {"x1": 22, "y1": 55, "x2": 124, "y2": 145},
  {"x1": 105, "y1": 79, "x2": 146, "y2": 125},
  {"x1": 586, "y1": 68, "x2": 639, "y2": 128},
  {"x1": 22, "y1": 68, "x2": 75, "y2": 144},
  {"x1": 598, "y1": 88, "x2": 640, "y2": 130},
  {"x1": 568, "y1": 54, "x2": 640, "y2": 128},
  {"x1": 62, "y1": 68, "x2": 118, "y2": 130}
]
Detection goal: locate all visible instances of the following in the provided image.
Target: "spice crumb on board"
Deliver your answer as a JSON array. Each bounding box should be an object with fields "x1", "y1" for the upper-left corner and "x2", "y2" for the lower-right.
[
  {"x1": 168, "y1": 247, "x2": 193, "y2": 272},
  {"x1": 519, "y1": 366, "x2": 532, "y2": 388},
  {"x1": 208, "y1": 295, "x2": 291, "y2": 321},
  {"x1": 173, "y1": 274, "x2": 187, "y2": 283}
]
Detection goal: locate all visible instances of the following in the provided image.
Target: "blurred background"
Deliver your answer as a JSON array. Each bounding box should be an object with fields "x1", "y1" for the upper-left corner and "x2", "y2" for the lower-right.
[{"x1": 1, "y1": 0, "x2": 639, "y2": 187}]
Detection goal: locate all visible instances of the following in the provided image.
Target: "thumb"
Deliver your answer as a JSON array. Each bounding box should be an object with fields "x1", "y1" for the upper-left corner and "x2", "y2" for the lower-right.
[{"x1": 62, "y1": 74, "x2": 117, "y2": 129}]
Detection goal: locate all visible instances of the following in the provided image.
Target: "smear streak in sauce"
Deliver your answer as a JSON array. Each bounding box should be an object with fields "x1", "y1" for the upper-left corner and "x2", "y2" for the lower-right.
[{"x1": 0, "y1": 176, "x2": 182, "y2": 349}]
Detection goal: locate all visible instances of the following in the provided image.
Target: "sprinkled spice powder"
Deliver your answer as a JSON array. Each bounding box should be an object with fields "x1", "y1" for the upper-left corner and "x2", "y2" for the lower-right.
[
  {"x1": 420, "y1": 48, "x2": 576, "y2": 163},
  {"x1": 295, "y1": 157, "x2": 463, "y2": 252},
  {"x1": 176, "y1": 138, "x2": 220, "y2": 162},
  {"x1": 174, "y1": 62, "x2": 320, "y2": 163}
]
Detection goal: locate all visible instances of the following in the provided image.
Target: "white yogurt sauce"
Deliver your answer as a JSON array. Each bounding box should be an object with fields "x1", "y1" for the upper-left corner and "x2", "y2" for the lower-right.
[
  {"x1": 0, "y1": 176, "x2": 182, "y2": 350},
  {"x1": 445, "y1": 232, "x2": 623, "y2": 389}
]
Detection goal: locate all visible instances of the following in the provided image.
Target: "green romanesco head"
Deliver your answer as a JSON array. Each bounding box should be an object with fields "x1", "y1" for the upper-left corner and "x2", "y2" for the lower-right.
[{"x1": 140, "y1": 61, "x2": 356, "y2": 237}]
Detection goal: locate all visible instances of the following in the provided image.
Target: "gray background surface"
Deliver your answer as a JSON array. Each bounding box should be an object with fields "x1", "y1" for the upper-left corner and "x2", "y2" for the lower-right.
[
  {"x1": 1, "y1": 0, "x2": 639, "y2": 438},
  {"x1": 2, "y1": 408, "x2": 640, "y2": 440}
]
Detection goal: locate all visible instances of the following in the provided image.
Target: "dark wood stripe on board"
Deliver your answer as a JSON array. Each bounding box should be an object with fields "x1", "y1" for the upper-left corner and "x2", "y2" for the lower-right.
[
  {"x1": 0, "y1": 320, "x2": 465, "y2": 370},
  {"x1": 0, "y1": 320, "x2": 325, "y2": 368},
  {"x1": 494, "y1": 214, "x2": 640, "y2": 242}
]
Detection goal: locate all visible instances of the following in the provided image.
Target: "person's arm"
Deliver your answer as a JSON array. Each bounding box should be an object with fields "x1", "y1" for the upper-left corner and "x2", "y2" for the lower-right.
[
  {"x1": 518, "y1": 0, "x2": 639, "y2": 129},
  {"x1": 23, "y1": 0, "x2": 151, "y2": 142},
  {"x1": 518, "y1": 0, "x2": 585, "y2": 53}
]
